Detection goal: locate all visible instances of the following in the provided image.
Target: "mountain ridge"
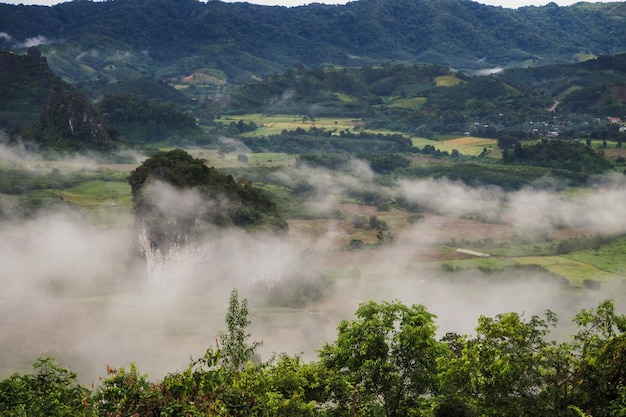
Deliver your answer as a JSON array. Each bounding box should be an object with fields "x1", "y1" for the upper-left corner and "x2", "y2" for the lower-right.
[{"x1": 1, "y1": 0, "x2": 625, "y2": 84}]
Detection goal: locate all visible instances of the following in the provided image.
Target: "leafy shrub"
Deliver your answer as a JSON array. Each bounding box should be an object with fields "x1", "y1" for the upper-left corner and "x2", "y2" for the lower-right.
[
  {"x1": 91, "y1": 364, "x2": 162, "y2": 417},
  {"x1": 0, "y1": 358, "x2": 89, "y2": 417}
]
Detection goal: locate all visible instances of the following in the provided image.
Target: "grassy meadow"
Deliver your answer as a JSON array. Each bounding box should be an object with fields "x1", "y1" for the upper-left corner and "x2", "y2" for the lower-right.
[{"x1": 411, "y1": 136, "x2": 499, "y2": 156}]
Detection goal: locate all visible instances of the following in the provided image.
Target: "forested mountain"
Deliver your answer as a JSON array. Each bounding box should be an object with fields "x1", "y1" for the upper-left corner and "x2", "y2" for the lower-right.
[
  {"x1": 223, "y1": 55, "x2": 626, "y2": 136},
  {"x1": 0, "y1": 47, "x2": 68, "y2": 129},
  {"x1": 3, "y1": 0, "x2": 626, "y2": 154},
  {"x1": 1, "y1": 0, "x2": 625, "y2": 84},
  {"x1": 4, "y1": 44, "x2": 626, "y2": 155},
  {"x1": 0, "y1": 49, "x2": 202, "y2": 152}
]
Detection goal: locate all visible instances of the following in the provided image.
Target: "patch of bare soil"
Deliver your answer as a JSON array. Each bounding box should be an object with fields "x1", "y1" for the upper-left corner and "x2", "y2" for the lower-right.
[
  {"x1": 320, "y1": 246, "x2": 469, "y2": 268},
  {"x1": 288, "y1": 200, "x2": 516, "y2": 266},
  {"x1": 603, "y1": 149, "x2": 626, "y2": 159}
]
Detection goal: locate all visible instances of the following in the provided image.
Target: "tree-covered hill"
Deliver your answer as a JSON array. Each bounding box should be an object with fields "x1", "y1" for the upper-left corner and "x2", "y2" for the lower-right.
[
  {"x1": 1, "y1": 0, "x2": 625, "y2": 84},
  {"x1": 0, "y1": 48, "x2": 69, "y2": 129},
  {"x1": 129, "y1": 149, "x2": 288, "y2": 252},
  {"x1": 0, "y1": 48, "x2": 203, "y2": 151},
  {"x1": 23, "y1": 85, "x2": 119, "y2": 153},
  {"x1": 97, "y1": 94, "x2": 201, "y2": 145},
  {"x1": 4, "y1": 44, "x2": 626, "y2": 150},
  {"x1": 221, "y1": 56, "x2": 626, "y2": 136}
]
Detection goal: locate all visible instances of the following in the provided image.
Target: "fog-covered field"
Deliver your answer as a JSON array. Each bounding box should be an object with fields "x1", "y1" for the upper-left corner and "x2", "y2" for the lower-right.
[{"x1": 2, "y1": 145, "x2": 626, "y2": 383}]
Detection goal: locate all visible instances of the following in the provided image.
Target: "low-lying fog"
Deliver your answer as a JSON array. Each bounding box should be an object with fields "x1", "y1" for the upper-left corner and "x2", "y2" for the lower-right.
[{"x1": 2, "y1": 149, "x2": 626, "y2": 384}]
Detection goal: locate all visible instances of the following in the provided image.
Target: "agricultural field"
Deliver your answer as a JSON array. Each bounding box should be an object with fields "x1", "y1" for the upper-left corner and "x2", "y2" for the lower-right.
[
  {"x1": 426, "y1": 136, "x2": 498, "y2": 156},
  {"x1": 215, "y1": 114, "x2": 500, "y2": 158},
  {"x1": 215, "y1": 114, "x2": 367, "y2": 137},
  {"x1": 434, "y1": 75, "x2": 463, "y2": 87}
]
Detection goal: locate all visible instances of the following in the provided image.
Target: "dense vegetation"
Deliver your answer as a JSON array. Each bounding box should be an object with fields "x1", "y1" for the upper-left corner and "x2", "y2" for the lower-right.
[
  {"x1": 0, "y1": 49, "x2": 205, "y2": 153},
  {"x1": 503, "y1": 139, "x2": 613, "y2": 173},
  {"x1": 1, "y1": 0, "x2": 626, "y2": 84},
  {"x1": 1, "y1": 46, "x2": 623, "y2": 198},
  {"x1": 0, "y1": 48, "x2": 68, "y2": 129},
  {"x1": 97, "y1": 94, "x2": 201, "y2": 145},
  {"x1": 221, "y1": 59, "x2": 626, "y2": 136},
  {"x1": 239, "y1": 128, "x2": 416, "y2": 156},
  {"x1": 23, "y1": 86, "x2": 119, "y2": 154},
  {"x1": 4, "y1": 46, "x2": 626, "y2": 160},
  {"x1": 3, "y1": 295, "x2": 626, "y2": 417},
  {"x1": 129, "y1": 149, "x2": 287, "y2": 251},
  {"x1": 2, "y1": 2, "x2": 626, "y2": 416}
]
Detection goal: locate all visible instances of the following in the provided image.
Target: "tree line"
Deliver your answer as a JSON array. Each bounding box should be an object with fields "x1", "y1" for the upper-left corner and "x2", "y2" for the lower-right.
[{"x1": 2, "y1": 292, "x2": 626, "y2": 417}]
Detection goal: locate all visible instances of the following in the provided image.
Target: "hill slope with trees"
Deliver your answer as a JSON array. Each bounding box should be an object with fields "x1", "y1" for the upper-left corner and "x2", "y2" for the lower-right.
[{"x1": 1, "y1": 0, "x2": 625, "y2": 83}]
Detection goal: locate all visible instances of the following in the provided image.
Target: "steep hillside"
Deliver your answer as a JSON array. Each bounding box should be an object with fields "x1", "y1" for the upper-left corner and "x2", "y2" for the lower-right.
[
  {"x1": 24, "y1": 86, "x2": 119, "y2": 153},
  {"x1": 0, "y1": 47, "x2": 68, "y2": 128}
]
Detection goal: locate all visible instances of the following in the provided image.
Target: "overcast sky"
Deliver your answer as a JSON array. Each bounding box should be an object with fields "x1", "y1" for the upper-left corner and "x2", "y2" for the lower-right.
[{"x1": 0, "y1": 0, "x2": 619, "y2": 9}]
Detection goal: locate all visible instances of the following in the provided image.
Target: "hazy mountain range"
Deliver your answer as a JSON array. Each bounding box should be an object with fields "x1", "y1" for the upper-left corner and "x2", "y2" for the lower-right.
[{"x1": 1, "y1": 0, "x2": 626, "y2": 84}]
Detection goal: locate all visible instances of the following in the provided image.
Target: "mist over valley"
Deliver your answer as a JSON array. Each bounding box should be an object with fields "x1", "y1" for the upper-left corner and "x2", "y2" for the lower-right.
[
  {"x1": 2, "y1": 0, "x2": 626, "y2": 414},
  {"x1": 2, "y1": 144, "x2": 626, "y2": 385}
]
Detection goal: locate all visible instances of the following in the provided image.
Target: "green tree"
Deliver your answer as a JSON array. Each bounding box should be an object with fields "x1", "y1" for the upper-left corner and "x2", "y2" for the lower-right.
[
  {"x1": 0, "y1": 357, "x2": 90, "y2": 417},
  {"x1": 319, "y1": 300, "x2": 442, "y2": 417},
  {"x1": 571, "y1": 300, "x2": 626, "y2": 417},
  {"x1": 218, "y1": 289, "x2": 263, "y2": 372},
  {"x1": 438, "y1": 311, "x2": 564, "y2": 417}
]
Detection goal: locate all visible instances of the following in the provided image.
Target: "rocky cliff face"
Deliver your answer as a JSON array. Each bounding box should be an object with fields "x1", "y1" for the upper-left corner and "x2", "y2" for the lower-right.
[{"x1": 30, "y1": 86, "x2": 118, "y2": 152}]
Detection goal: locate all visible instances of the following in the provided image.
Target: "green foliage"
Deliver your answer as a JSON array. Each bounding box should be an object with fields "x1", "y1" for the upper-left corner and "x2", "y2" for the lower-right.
[
  {"x1": 156, "y1": 350, "x2": 327, "y2": 417},
  {"x1": 97, "y1": 94, "x2": 200, "y2": 145},
  {"x1": 2, "y1": 0, "x2": 626, "y2": 147},
  {"x1": 90, "y1": 364, "x2": 161, "y2": 417},
  {"x1": 503, "y1": 139, "x2": 612, "y2": 174},
  {"x1": 438, "y1": 311, "x2": 562, "y2": 417},
  {"x1": 4, "y1": 0, "x2": 626, "y2": 84},
  {"x1": 401, "y1": 162, "x2": 573, "y2": 191},
  {"x1": 99, "y1": 77, "x2": 192, "y2": 105},
  {"x1": 358, "y1": 152, "x2": 411, "y2": 174},
  {"x1": 240, "y1": 127, "x2": 416, "y2": 156},
  {"x1": 218, "y1": 289, "x2": 262, "y2": 372},
  {"x1": 0, "y1": 357, "x2": 90, "y2": 417},
  {"x1": 572, "y1": 300, "x2": 626, "y2": 417},
  {"x1": 319, "y1": 300, "x2": 442, "y2": 417},
  {"x1": 556, "y1": 233, "x2": 618, "y2": 255},
  {"x1": 4, "y1": 300, "x2": 626, "y2": 416}
]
